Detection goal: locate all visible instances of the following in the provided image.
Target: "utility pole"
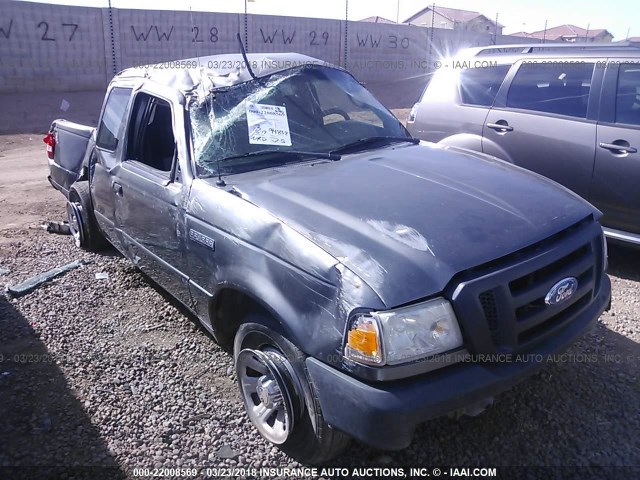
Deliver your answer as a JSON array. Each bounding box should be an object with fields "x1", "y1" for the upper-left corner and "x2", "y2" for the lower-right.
[
  {"x1": 585, "y1": 23, "x2": 590, "y2": 43},
  {"x1": 428, "y1": 3, "x2": 435, "y2": 68},
  {"x1": 542, "y1": 20, "x2": 548, "y2": 44},
  {"x1": 244, "y1": 0, "x2": 255, "y2": 52},
  {"x1": 344, "y1": 0, "x2": 348, "y2": 69},
  {"x1": 494, "y1": 12, "x2": 499, "y2": 45}
]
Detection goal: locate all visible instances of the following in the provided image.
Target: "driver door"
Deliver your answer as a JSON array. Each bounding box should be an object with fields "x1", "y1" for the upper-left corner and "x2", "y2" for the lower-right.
[{"x1": 111, "y1": 90, "x2": 192, "y2": 307}]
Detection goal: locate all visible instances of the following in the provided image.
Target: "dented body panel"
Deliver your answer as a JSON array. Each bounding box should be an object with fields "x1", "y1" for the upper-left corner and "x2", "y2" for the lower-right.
[{"x1": 46, "y1": 52, "x2": 611, "y2": 449}]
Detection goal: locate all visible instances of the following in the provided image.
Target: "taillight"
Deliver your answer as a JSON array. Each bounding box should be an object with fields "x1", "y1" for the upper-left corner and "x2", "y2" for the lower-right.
[{"x1": 43, "y1": 132, "x2": 56, "y2": 160}]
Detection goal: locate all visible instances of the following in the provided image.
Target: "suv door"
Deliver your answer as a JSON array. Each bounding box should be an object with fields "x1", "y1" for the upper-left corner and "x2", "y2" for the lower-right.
[
  {"x1": 483, "y1": 59, "x2": 603, "y2": 199},
  {"x1": 112, "y1": 90, "x2": 192, "y2": 307},
  {"x1": 408, "y1": 64, "x2": 511, "y2": 143},
  {"x1": 590, "y1": 60, "x2": 640, "y2": 237}
]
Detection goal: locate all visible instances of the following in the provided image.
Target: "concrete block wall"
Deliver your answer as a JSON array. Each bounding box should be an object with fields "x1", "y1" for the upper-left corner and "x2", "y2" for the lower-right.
[
  {"x1": 247, "y1": 15, "x2": 343, "y2": 67},
  {"x1": 115, "y1": 9, "x2": 241, "y2": 70},
  {"x1": 0, "y1": 1, "x2": 109, "y2": 92},
  {"x1": 0, "y1": 1, "x2": 540, "y2": 105}
]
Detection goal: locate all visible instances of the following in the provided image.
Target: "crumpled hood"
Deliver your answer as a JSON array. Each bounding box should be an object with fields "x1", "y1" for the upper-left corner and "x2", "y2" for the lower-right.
[{"x1": 226, "y1": 142, "x2": 596, "y2": 307}]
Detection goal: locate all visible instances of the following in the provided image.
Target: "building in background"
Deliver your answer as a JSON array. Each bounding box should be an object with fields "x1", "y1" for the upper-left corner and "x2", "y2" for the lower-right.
[
  {"x1": 512, "y1": 24, "x2": 614, "y2": 42},
  {"x1": 403, "y1": 6, "x2": 503, "y2": 35},
  {"x1": 359, "y1": 16, "x2": 397, "y2": 24},
  {"x1": 621, "y1": 36, "x2": 640, "y2": 46}
]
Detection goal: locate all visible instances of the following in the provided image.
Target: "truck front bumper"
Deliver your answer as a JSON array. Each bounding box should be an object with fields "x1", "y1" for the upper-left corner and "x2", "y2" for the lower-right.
[{"x1": 306, "y1": 275, "x2": 611, "y2": 450}]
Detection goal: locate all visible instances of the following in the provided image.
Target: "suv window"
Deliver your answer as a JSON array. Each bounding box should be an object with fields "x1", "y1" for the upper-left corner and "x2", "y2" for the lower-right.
[
  {"x1": 459, "y1": 65, "x2": 511, "y2": 106},
  {"x1": 313, "y1": 76, "x2": 385, "y2": 127},
  {"x1": 96, "y1": 87, "x2": 132, "y2": 151},
  {"x1": 127, "y1": 93, "x2": 176, "y2": 173},
  {"x1": 615, "y1": 64, "x2": 640, "y2": 126},
  {"x1": 506, "y1": 62, "x2": 595, "y2": 118}
]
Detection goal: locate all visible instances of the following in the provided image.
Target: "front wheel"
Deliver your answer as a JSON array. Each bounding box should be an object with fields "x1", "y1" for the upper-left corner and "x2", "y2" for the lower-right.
[{"x1": 234, "y1": 320, "x2": 351, "y2": 465}]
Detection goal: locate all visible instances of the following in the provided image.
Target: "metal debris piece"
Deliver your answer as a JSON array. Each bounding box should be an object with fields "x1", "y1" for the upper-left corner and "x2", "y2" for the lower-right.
[
  {"x1": 0, "y1": 267, "x2": 9, "y2": 276},
  {"x1": 95, "y1": 272, "x2": 109, "y2": 280},
  {"x1": 143, "y1": 323, "x2": 164, "y2": 332},
  {"x1": 42, "y1": 221, "x2": 71, "y2": 235},
  {"x1": 4, "y1": 259, "x2": 88, "y2": 297}
]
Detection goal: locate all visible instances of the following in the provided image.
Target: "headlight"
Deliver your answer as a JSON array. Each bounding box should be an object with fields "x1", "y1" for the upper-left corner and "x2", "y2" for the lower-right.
[{"x1": 344, "y1": 297, "x2": 463, "y2": 366}]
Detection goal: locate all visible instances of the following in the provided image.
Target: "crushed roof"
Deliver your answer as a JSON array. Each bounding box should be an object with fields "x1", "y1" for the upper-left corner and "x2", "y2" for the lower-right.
[{"x1": 116, "y1": 52, "x2": 333, "y2": 96}]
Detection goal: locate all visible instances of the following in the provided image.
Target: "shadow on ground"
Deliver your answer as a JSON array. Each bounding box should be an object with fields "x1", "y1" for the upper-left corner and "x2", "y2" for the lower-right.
[
  {"x1": 0, "y1": 296, "x2": 126, "y2": 479},
  {"x1": 606, "y1": 241, "x2": 640, "y2": 282}
]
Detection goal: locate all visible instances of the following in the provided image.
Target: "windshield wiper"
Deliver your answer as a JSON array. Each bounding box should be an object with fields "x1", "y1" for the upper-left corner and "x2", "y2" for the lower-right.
[
  {"x1": 220, "y1": 149, "x2": 341, "y2": 163},
  {"x1": 330, "y1": 136, "x2": 419, "y2": 155}
]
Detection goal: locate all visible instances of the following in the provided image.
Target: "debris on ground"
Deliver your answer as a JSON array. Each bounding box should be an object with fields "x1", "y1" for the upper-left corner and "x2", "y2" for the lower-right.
[
  {"x1": 216, "y1": 445, "x2": 239, "y2": 459},
  {"x1": 95, "y1": 272, "x2": 109, "y2": 280},
  {"x1": 0, "y1": 267, "x2": 10, "y2": 276},
  {"x1": 42, "y1": 221, "x2": 71, "y2": 235},
  {"x1": 4, "y1": 259, "x2": 89, "y2": 297}
]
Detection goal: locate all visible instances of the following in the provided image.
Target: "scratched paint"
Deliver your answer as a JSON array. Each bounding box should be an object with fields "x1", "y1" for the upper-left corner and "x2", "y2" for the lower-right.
[{"x1": 366, "y1": 219, "x2": 434, "y2": 255}]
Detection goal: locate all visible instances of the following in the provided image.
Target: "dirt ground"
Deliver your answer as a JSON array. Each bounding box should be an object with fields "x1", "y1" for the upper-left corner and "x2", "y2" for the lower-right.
[{"x1": 0, "y1": 135, "x2": 62, "y2": 237}]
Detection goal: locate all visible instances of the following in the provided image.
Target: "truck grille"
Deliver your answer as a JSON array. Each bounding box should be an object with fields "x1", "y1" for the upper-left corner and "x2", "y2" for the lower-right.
[{"x1": 451, "y1": 216, "x2": 603, "y2": 352}]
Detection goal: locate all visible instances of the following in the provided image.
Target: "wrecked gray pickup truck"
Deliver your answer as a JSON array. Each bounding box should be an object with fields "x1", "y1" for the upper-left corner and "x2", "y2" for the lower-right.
[{"x1": 45, "y1": 52, "x2": 611, "y2": 464}]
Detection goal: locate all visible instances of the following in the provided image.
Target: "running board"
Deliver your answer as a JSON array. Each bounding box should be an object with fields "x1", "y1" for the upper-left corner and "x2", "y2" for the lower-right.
[{"x1": 603, "y1": 227, "x2": 640, "y2": 246}]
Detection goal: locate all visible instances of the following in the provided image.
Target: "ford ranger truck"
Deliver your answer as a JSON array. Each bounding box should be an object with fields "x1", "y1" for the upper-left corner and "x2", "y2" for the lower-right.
[{"x1": 45, "y1": 52, "x2": 612, "y2": 464}]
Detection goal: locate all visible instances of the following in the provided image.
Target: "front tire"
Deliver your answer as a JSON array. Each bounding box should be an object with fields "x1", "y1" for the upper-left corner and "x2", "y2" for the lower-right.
[
  {"x1": 67, "y1": 182, "x2": 109, "y2": 251},
  {"x1": 234, "y1": 320, "x2": 351, "y2": 465}
]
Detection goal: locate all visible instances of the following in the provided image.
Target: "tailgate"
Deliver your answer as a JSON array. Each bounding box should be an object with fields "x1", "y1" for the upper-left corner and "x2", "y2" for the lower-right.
[{"x1": 48, "y1": 119, "x2": 95, "y2": 197}]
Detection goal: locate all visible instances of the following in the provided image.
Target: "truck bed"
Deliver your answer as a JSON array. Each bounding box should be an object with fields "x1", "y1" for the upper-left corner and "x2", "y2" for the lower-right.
[{"x1": 47, "y1": 119, "x2": 95, "y2": 198}]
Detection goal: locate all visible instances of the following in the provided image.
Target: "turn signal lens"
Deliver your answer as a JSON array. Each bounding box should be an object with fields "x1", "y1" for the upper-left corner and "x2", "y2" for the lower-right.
[{"x1": 344, "y1": 315, "x2": 383, "y2": 365}]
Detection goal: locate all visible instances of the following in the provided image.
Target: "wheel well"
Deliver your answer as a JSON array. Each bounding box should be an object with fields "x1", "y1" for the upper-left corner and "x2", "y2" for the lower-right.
[
  {"x1": 68, "y1": 186, "x2": 79, "y2": 203},
  {"x1": 209, "y1": 288, "x2": 282, "y2": 346}
]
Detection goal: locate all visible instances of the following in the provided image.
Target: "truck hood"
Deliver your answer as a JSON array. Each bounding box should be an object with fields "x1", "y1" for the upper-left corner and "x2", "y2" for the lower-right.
[{"x1": 224, "y1": 142, "x2": 596, "y2": 307}]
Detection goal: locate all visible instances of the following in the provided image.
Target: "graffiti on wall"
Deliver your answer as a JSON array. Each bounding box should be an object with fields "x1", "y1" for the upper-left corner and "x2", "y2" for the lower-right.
[{"x1": 0, "y1": 19, "x2": 80, "y2": 41}]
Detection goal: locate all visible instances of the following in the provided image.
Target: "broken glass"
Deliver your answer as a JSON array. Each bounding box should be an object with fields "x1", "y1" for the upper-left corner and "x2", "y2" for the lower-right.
[{"x1": 188, "y1": 65, "x2": 408, "y2": 176}]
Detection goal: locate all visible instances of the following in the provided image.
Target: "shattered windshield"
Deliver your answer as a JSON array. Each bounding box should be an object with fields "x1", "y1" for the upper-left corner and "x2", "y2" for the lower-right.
[{"x1": 188, "y1": 65, "x2": 408, "y2": 176}]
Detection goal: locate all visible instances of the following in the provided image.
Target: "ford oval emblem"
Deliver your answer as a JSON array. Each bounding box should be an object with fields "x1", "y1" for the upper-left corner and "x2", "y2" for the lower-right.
[{"x1": 545, "y1": 277, "x2": 578, "y2": 306}]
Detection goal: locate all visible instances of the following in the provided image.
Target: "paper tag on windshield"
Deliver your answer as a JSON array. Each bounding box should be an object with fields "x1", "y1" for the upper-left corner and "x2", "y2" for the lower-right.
[{"x1": 246, "y1": 102, "x2": 292, "y2": 146}]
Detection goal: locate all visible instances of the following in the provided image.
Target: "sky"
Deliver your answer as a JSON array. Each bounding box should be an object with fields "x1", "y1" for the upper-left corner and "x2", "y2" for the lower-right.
[{"x1": 17, "y1": 0, "x2": 640, "y2": 40}]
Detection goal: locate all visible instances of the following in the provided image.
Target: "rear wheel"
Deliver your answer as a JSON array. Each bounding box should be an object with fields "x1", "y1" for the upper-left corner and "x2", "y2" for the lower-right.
[
  {"x1": 234, "y1": 320, "x2": 351, "y2": 465},
  {"x1": 67, "y1": 182, "x2": 109, "y2": 251}
]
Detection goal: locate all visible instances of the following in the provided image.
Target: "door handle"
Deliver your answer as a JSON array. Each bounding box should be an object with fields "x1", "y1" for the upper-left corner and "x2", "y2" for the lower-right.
[
  {"x1": 599, "y1": 142, "x2": 638, "y2": 154},
  {"x1": 486, "y1": 122, "x2": 514, "y2": 132},
  {"x1": 112, "y1": 181, "x2": 123, "y2": 196}
]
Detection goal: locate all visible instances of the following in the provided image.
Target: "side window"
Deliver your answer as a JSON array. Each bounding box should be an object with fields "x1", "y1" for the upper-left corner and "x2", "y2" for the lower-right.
[
  {"x1": 96, "y1": 87, "x2": 132, "y2": 151},
  {"x1": 506, "y1": 62, "x2": 595, "y2": 118},
  {"x1": 126, "y1": 93, "x2": 176, "y2": 173},
  {"x1": 459, "y1": 65, "x2": 511, "y2": 107},
  {"x1": 615, "y1": 64, "x2": 640, "y2": 126}
]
